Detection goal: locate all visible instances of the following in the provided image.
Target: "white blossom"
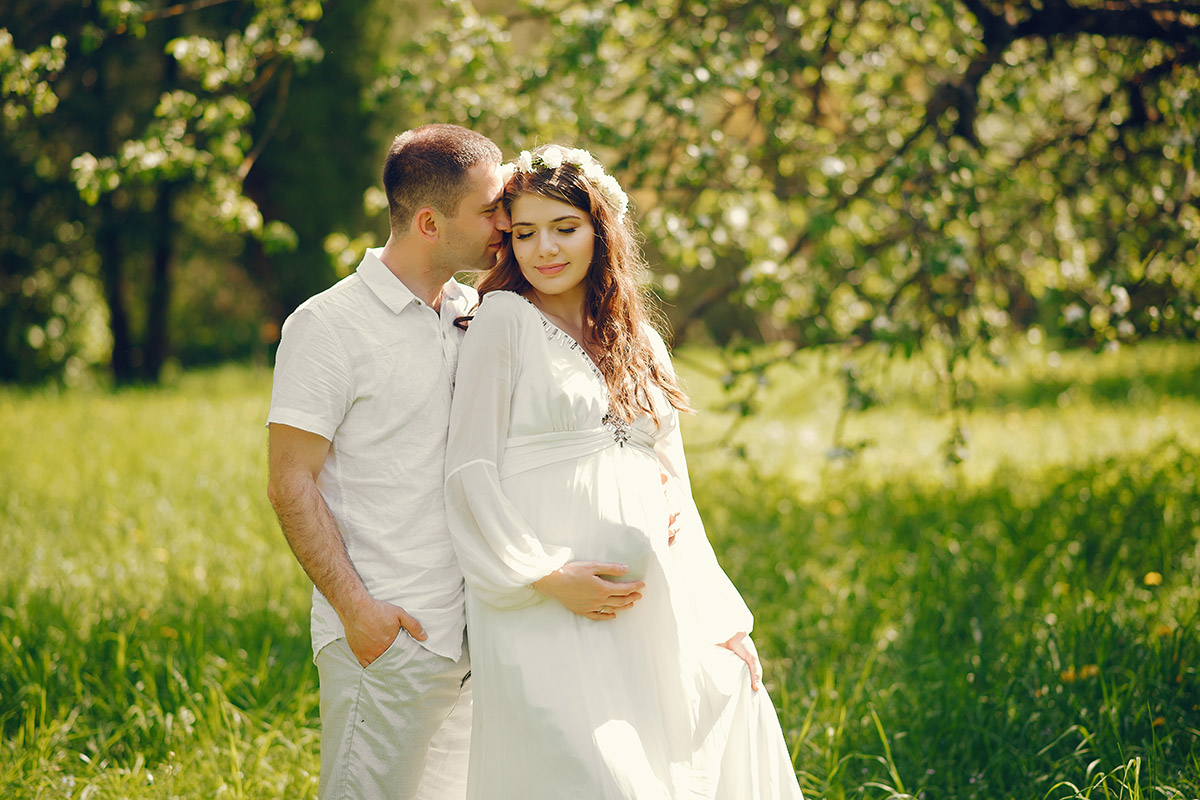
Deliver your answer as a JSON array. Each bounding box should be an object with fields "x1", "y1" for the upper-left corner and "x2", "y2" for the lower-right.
[
  {"x1": 582, "y1": 161, "x2": 605, "y2": 182},
  {"x1": 541, "y1": 145, "x2": 563, "y2": 169}
]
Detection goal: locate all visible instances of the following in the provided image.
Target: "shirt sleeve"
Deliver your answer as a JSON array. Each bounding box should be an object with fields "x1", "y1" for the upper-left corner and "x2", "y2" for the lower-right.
[
  {"x1": 444, "y1": 294, "x2": 573, "y2": 609},
  {"x1": 646, "y1": 326, "x2": 755, "y2": 645},
  {"x1": 267, "y1": 307, "x2": 353, "y2": 439}
]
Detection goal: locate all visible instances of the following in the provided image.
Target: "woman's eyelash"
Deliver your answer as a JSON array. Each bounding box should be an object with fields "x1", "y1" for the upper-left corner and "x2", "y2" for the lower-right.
[{"x1": 514, "y1": 227, "x2": 577, "y2": 241}]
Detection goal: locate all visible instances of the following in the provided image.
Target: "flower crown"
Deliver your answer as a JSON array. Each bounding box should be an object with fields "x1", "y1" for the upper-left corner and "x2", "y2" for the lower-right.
[{"x1": 503, "y1": 145, "x2": 630, "y2": 222}]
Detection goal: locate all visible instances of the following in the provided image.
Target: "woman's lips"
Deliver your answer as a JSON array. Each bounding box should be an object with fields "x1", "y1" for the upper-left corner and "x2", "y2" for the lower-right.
[{"x1": 536, "y1": 263, "x2": 567, "y2": 275}]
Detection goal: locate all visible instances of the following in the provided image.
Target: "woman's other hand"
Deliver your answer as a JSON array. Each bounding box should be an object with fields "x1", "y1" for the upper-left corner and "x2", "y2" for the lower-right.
[
  {"x1": 661, "y1": 471, "x2": 681, "y2": 545},
  {"x1": 719, "y1": 632, "x2": 762, "y2": 691},
  {"x1": 533, "y1": 562, "x2": 645, "y2": 620}
]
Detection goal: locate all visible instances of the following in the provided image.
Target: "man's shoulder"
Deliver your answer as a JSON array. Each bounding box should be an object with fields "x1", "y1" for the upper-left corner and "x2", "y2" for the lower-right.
[
  {"x1": 295, "y1": 272, "x2": 368, "y2": 314},
  {"x1": 284, "y1": 273, "x2": 378, "y2": 334}
]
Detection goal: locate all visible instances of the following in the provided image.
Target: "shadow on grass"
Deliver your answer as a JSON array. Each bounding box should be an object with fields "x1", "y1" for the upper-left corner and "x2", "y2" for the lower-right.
[
  {"x1": 975, "y1": 361, "x2": 1200, "y2": 410},
  {"x1": 698, "y1": 440, "x2": 1200, "y2": 798}
]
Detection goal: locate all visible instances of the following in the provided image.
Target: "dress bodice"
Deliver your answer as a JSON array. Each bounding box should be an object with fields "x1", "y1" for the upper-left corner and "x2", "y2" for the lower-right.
[{"x1": 487, "y1": 290, "x2": 676, "y2": 447}]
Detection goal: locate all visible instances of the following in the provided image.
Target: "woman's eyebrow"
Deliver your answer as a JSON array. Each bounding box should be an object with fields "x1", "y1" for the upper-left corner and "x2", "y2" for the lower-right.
[{"x1": 511, "y1": 215, "x2": 583, "y2": 227}]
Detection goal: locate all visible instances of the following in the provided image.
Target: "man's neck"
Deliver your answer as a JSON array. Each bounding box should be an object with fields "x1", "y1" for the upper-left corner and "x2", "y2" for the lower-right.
[{"x1": 378, "y1": 238, "x2": 452, "y2": 311}]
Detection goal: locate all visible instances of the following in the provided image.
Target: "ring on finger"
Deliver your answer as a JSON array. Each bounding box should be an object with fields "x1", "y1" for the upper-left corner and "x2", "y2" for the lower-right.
[{"x1": 599, "y1": 605, "x2": 608, "y2": 614}]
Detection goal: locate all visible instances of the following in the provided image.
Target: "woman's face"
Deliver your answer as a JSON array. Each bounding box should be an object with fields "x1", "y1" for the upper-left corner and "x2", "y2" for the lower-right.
[{"x1": 509, "y1": 193, "x2": 595, "y2": 306}]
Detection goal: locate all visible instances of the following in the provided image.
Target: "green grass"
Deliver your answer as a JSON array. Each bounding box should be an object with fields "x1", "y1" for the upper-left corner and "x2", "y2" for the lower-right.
[{"x1": 2, "y1": 341, "x2": 1198, "y2": 798}]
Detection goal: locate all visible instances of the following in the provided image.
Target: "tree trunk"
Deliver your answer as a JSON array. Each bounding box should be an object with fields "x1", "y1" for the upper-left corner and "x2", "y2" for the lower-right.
[
  {"x1": 142, "y1": 18, "x2": 179, "y2": 383},
  {"x1": 98, "y1": 198, "x2": 136, "y2": 384},
  {"x1": 143, "y1": 181, "x2": 173, "y2": 381}
]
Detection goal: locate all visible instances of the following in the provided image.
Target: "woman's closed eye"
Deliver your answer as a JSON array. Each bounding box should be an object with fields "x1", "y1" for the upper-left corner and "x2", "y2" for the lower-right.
[{"x1": 514, "y1": 227, "x2": 577, "y2": 240}]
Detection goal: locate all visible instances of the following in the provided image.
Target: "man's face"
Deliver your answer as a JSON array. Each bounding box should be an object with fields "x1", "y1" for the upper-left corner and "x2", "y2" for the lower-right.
[{"x1": 437, "y1": 161, "x2": 509, "y2": 274}]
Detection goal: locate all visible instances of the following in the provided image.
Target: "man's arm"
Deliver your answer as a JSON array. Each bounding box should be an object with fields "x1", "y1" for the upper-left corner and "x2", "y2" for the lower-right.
[{"x1": 267, "y1": 422, "x2": 426, "y2": 666}]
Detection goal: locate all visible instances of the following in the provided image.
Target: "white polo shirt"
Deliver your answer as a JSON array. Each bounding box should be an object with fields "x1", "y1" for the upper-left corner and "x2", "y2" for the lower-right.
[{"x1": 267, "y1": 248, "x2": 477, "y2": 661}]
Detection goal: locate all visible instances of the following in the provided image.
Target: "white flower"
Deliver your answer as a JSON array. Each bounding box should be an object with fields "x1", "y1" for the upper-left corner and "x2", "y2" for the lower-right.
[
  {"x1": 498, "y1": 162, "x2": 516, "y2": 183},
  {"x1": 565, "y1": 148, "x2": 591, "y2": 166},
  {"x1": 541, "y1": 146, "x2": 563, "y2": 169},
  {"x1": 598, "y1": 173, "x2": 622, "y2": 199},
  {"x1": 516, "y1": 150, "x2": 534, "y2": 172},
  {"x1": 582, "y1": 161, "x2": 605, "y2": 183}
]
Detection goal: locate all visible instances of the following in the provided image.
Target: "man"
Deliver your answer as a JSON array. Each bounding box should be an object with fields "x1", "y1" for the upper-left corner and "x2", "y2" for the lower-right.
[{"x1": 266, "y1": 123, "x2": 507, "y2": 799}]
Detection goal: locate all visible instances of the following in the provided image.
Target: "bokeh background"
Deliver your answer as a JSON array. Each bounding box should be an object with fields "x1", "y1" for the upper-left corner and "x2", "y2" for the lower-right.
[{"x1": 2, "y1": 1, "x2": 1198, "y2": 798}]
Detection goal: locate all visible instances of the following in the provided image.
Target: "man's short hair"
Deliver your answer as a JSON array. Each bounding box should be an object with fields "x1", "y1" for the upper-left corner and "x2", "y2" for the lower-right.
[{"x1": 383, "y1": 124, "x2": 502, "y2": 234}]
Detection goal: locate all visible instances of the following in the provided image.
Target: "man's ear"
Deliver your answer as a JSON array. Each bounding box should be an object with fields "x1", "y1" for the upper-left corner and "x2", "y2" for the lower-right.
[{"x1": 415, "y1": 207, "x2": 439, "y2": 242}]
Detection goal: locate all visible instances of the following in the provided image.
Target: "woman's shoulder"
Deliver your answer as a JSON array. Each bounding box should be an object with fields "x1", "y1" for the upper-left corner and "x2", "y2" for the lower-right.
[
  {"x1": 639, "y1": 321, "x2": 673, "y2": 364},
  {"x1": 466, "y1": 290, "x2": 534, "y2": 333},
  {"x1": 477, "y1": 289, "x2": 531, "y2": 314}
]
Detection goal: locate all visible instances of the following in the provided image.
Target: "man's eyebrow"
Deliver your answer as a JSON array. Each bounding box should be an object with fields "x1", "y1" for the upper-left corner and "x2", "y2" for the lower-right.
[{"x1": 511, "y1": 215, "x2": 583, "y2": 227}]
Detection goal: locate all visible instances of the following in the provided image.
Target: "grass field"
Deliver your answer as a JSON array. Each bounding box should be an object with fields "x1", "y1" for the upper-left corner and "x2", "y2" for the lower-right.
[{"x1": 2, "y1": 339, "x2": 1198, "y2": 799}]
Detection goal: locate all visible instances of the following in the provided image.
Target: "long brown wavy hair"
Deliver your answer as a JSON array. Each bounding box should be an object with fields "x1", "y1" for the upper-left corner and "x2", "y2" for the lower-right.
[{"x1": 473, "y1": 147, "x2": 691, "y2": 424}]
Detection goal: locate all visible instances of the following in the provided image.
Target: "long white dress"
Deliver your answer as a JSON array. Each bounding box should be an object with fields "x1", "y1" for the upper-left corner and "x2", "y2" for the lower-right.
[{"x1": 445, "y1": 290, "x2": 803, "y2": 800}]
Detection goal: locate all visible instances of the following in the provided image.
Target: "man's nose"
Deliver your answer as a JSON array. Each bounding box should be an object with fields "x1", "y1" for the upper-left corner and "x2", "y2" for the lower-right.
[{"x1": 494, "y1": 206, "x2": 511, "y2": 232}]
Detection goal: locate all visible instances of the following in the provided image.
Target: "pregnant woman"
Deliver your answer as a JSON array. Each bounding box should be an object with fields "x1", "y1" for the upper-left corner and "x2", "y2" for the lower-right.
[{"x1": 445, "y1": 145, "x2": 804, "y2": 799}]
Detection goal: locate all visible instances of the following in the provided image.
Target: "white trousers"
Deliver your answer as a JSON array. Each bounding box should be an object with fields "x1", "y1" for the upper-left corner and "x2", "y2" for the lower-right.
[{"x1": 316, "y1": 633, "x2": 472, "y2": 800}]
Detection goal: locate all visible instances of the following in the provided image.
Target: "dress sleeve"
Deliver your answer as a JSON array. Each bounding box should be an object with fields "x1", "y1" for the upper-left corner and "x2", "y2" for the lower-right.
[
  {"x1": 444, "y1": 294, "x2": 573, "y2": 609},
  {"x1": 645, "y1": 326, "x2": 755, "y2": 645}
]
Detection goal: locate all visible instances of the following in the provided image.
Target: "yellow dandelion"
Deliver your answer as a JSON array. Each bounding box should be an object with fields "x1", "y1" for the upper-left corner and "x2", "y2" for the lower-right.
[
  {"x1": 1144, "y1": 571, "x2": 1163, "y2": 586},
  {"x1": 1155, "y1": 624, "x2": 1174, "y2": 638},
  {"x1": 1079, "y1": 664, "x2": 1100, "y2": 680},
  {"x1": 159, "y1": 626, "x2": 178, "y2": 639},
  {"x1": 1152, "y1": 716, "x2": 1167, "y2": 729},
  {"x1": 1060, "y1": 667, "x2": 1077, "y2": 683}
]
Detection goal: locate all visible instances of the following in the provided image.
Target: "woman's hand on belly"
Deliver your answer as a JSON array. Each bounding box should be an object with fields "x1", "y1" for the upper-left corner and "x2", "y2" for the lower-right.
[{"x1": 532, "y1": 562, "x2": 646, "y2": 620}]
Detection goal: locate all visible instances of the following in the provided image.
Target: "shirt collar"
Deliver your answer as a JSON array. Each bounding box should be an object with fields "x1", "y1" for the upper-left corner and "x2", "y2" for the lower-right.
[
  {"x1": 358, "y1": 247, "x2": 476, "y2": 317},
  {"x1": 439, "y1": 276, "x2": 475, "y2": 317},
  {"x1": 358, "y1": 248, "x2": 420, "y2": 315}
]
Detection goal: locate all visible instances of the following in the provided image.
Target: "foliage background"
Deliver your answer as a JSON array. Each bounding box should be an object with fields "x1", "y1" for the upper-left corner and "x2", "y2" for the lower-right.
[{"x1": 2, "y1": 0, "x2": 1197, "y2": 386}]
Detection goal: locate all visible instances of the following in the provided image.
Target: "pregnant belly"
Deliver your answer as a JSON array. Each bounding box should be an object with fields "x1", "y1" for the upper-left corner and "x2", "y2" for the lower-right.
[
  {"x1": 587, "y1": 523, "x2": 654, "y2": 583},
  {"x1": 503, "y1": 447, "x2": 667, "y2": 583}
]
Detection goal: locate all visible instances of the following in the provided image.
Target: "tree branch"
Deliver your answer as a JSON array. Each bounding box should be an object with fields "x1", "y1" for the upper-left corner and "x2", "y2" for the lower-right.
[
  {"x1": 239, "y1": 61, "x2": 292, "y2": 182},
  {"x1": 1013, "y1": 0, "x2": 1200, "y2": 43},
  {"x1": 782, "y1": 116, "x2": 932, "y2": 265}
]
